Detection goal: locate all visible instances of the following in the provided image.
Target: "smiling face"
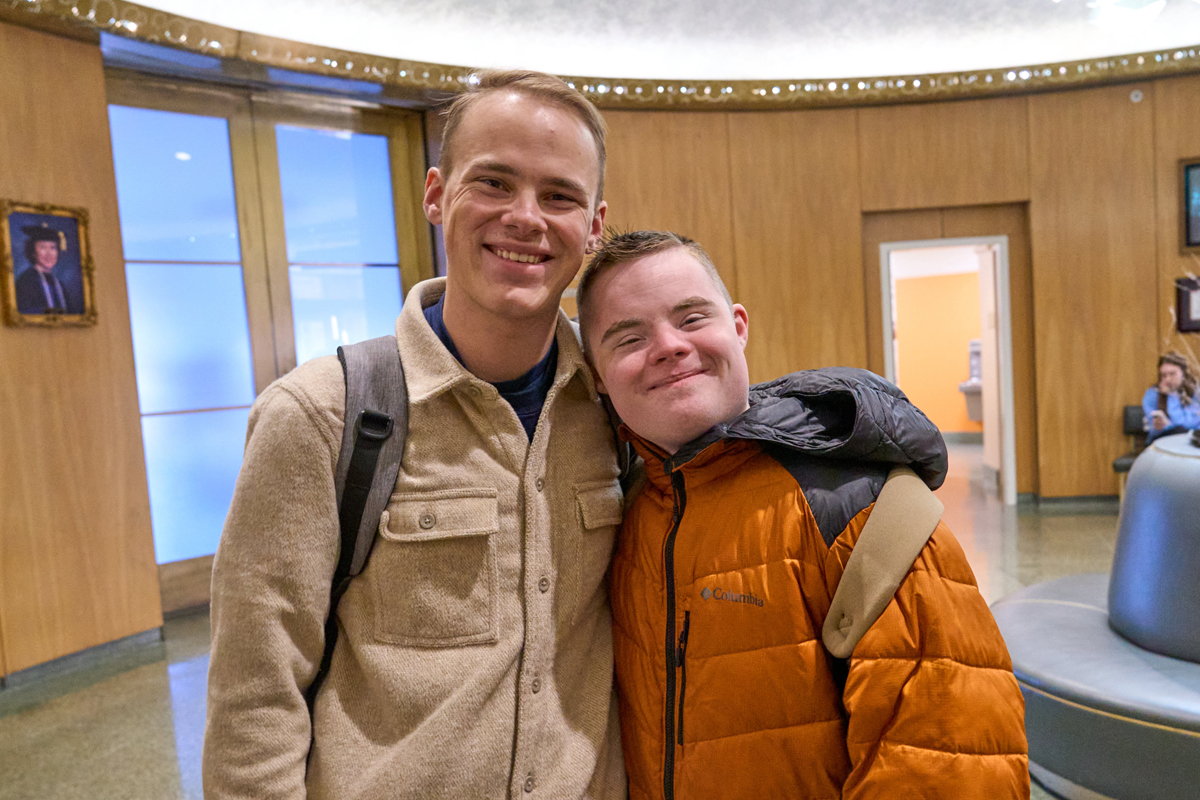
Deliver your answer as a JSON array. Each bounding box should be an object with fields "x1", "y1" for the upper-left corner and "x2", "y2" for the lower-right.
[
  {"x1": 423, "y1": 91, "x2": 606, "y2": 323},
  {"x1": 586, "y1": 247, "x2": 750, "y2": 454},
  {"x1": 33, "y1": 240, "x2": 59, "y2": 272}
]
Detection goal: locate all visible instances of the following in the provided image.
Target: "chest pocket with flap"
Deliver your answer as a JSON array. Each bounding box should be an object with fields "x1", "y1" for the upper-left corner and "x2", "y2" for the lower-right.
[
  {"x1": 562, "y1": 479, "x2": 624, "y2": 622},
  {"x1": 372, "y1": 489, "x2": 499, "y2": 648},
  {"x1": 576, "y1": 480, "x2": 623, "y2": 530}
]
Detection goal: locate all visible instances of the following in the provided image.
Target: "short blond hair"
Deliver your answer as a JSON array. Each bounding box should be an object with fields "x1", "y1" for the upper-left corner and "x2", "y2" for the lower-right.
[
  {"x1": 438, "y1": 69, "x2": 608, "y2": 201},
  {"x1": 576, "y1": 230, "x2": 732, "y2": 353}
]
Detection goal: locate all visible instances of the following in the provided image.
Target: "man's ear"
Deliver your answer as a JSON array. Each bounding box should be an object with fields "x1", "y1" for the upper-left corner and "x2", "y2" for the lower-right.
[
  {"x1": 587, "y1": 359, "x2": 608, "y2": 396},
  {"x1": 590, "y1": 200, "x2": 607, "y2": 244},
  {"x1": 733, "y1": 303, "x2": 749, "y2": 350},
  {"x1": 424, "y1": 167, "x2": 445, "y2": 225}
]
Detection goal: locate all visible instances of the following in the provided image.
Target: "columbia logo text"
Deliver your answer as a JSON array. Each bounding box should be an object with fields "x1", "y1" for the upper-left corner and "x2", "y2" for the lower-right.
[{"x1": 699, "y1": 586, "x2": 764, "y2": 607}]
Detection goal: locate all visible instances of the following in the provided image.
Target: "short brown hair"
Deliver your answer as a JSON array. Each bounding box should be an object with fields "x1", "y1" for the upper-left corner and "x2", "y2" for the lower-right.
[
  {"x1": 577, "y1": 230, "x2": 732, "y2": 353},
  {"x1": 438, "y1": 69, "x2": 608, "y2": 202}
]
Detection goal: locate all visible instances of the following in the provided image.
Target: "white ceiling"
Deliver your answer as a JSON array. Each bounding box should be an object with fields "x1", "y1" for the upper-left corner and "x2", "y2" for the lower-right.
[{"x1": 147, "y1": 0, "x2": 1200, "y2": 80}]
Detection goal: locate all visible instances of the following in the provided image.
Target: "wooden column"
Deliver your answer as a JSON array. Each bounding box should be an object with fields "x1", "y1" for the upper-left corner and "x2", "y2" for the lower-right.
[
  {"x1": 1028, "y1": 84, "x2": 1159, "y2": 498},
  {"x1": 0, "y1": 22, "x2": 161, "y2": 675},
  {"x1": 727, "y1": 109, "x2": 867, "y2": 381}
]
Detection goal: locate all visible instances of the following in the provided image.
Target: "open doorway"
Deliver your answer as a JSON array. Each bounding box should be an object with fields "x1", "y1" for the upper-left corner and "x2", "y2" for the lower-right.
[{"x1": 880, "y1": 236, "x2": 1018, "y2": 505}]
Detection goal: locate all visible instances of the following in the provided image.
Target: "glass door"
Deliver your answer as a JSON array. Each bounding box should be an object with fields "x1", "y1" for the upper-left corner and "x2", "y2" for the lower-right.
[
  {"x1": 250, "y1": 100, "x2": 432, "y2": 374},
  {"x1": 106, "y1": 77, "x2": 433, "y2": 606},
  {"x1": 108, "y1": 98, "x2": 264, "y2": 567}
]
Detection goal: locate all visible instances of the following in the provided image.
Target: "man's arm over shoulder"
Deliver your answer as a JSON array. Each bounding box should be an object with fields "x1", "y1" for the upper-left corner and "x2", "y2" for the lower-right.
[
  {"x1": 203, "y1": 358, "x2": 345, "y2": 800},
  {"x1": 826, "y1": 513, "x2": 1030, "y2": 800}
]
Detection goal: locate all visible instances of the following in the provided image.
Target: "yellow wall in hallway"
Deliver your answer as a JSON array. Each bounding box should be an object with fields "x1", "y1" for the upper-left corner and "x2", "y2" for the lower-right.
[{"x1": 894, "y1": 272, "x2": 983, "y2": 434}]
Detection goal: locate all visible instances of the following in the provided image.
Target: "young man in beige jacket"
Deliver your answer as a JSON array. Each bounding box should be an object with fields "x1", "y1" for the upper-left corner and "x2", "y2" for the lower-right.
[{"x1": 203, "y1": 71, "x2": 627, "y2": 800}]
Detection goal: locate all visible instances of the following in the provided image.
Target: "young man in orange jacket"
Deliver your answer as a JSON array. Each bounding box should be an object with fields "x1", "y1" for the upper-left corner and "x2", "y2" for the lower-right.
[{"x1": 577, "y1": 230, "x2": 1029, "y2": 800}]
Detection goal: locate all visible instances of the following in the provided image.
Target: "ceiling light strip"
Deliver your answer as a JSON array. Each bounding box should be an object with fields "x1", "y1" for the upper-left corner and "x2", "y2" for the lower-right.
[{"x1": 8, "y1": 0, "x2": 1200, "y2": 108}]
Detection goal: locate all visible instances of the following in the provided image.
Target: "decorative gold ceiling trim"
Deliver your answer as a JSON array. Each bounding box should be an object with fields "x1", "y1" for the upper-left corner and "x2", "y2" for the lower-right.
[{"x1": 9, "y1": 0, "x2": 1200, "y2": 108}]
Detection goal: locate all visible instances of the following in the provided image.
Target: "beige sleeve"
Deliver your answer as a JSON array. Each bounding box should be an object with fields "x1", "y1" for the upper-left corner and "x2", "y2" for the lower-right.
[{"x1": 202, "y1": 375, "x2": 342, "y2": 800}]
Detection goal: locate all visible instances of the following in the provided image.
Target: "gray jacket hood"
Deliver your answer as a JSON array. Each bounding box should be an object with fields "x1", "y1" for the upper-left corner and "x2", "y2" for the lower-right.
[{"x1": 718, "y1": 367, "x2": 948, "y2": 489}]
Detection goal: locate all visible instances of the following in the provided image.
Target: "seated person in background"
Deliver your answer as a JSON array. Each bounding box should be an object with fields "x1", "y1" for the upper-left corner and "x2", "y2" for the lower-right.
[
  {"x1": 1142, "y1": 352, "x2": 1200, "y2": 442},
  {"x1": 577, "y1": 230, "x2": 1029, "y2": 800}
]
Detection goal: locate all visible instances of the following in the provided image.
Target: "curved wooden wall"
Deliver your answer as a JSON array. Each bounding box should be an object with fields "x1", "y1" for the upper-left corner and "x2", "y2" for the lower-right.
[
  {"x1": 0, "y1": 21, "x2": 161, "y2": 677},
  {"x1": 600, "y1": 79, "x2": 1198, "y2": 498},
  {"x1": 3, "y1": 15, "x2": 1198, "y2": 675}
]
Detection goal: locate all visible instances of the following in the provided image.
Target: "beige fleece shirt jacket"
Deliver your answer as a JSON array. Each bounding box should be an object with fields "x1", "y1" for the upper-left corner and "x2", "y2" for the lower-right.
[{"x1": 203, "y1": 279, "x2": 627, "y2": 800}]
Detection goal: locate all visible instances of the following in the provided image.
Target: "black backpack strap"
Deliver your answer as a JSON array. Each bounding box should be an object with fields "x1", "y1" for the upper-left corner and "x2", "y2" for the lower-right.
[
  {"x1": 333, "y1": 335, "x2": 408, "y2": 577},
  {"x1": 305, "y1": 335, "x2": 407, "y2": 709}
]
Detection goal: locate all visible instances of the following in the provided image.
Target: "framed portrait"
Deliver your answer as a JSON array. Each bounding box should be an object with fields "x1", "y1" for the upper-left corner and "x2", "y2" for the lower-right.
[
  {"x1": 1178, "y1": 277, "x2": 1200, "y2": 333},
  {"x1": 1, "y1": 200, "x2": 97, "y2": 327}
]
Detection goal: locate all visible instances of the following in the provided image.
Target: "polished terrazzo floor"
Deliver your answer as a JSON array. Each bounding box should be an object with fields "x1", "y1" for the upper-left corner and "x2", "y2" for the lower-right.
[{"x1": 0, "y1": 445, "x2": 1118, "y2": 799}]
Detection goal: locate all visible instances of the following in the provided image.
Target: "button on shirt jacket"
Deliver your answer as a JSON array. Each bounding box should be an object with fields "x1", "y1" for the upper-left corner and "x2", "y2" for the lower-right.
[{"x1": 203, "y1": 279, "x2": 627, "y2": 800}]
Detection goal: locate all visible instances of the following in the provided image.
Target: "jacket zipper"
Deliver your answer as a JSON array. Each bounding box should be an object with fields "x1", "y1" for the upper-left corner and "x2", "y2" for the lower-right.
[
  {"x1": 676, "y1": 611, "x2": 690, "y2": 746},
  {"x1": 663, "y1": 468, "x2": 687, "y2": 800}
]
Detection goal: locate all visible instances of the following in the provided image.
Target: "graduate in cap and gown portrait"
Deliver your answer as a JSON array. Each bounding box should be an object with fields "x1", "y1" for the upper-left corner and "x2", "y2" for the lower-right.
[{"x1": 14, "y1": 224, "x2": 83, "y2": 315}]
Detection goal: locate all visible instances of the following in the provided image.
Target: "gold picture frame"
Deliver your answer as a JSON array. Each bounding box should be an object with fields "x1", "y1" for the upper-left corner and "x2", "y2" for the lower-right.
[{"x1": 1, "y1": 200, "x2": 97, "y2": 327}]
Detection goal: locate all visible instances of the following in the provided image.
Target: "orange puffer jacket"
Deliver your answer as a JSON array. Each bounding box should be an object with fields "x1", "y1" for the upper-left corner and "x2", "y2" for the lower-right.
[{"x1": 610, "y1": 370, "x2": 1029, "y2": 800}]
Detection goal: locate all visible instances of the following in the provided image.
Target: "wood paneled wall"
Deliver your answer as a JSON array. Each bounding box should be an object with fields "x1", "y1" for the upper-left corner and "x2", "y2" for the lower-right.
[
  {"x1": 604, "y1": 76, "x2": 1194, "y2": 497},
  {"x1": 857, "y1": 97, "x2": 1030, "y2": 212},
  {"x1": 1152, "y1": 76, "x2": 1200, "y2": 363},
  {"x1": 0, "y1": 23, "x2": 161, "y2": 675},
  {"x1": 727, "y1": 110, "x2": 867, "y2": 380},
  {"x1": 1028, "y1": 84, "x2": 1159, "y2": 497},
  {"x1": 602, "y1": 111, "x2": 737, "y2": 286},
  {"x1": 602, "y1": 110, "x2": 866, "y2": 383}
]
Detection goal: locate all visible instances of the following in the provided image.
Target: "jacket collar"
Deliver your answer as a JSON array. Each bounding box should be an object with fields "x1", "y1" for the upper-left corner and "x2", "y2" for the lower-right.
[
  {"x1": 619, "y1": 365, "x2": 948, "y2": 492},
  {"x1": 396, "y1": 278, "x2": 599, "y2": 405},
  {"x1": 624, "y1": 425, "x2": 759, "y2": 493},
  {"x1": 727, "y1": 368, "x2": 947, "y2": 489}
]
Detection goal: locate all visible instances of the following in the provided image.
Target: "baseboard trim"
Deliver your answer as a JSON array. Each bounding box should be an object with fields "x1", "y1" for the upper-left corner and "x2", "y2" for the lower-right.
[
  {"x1": 159, "y1": 554, "x2": 214, "y2": 615},
  {"x1": 1030, "y1": 495, "x2": 1120, "y2": 515},
  {"x1": 0, "y1": 627, "x2": 162, "y2": 690},
  {"x1": 1029, "y1": 760, "x2": 1117, "y2": 800}
]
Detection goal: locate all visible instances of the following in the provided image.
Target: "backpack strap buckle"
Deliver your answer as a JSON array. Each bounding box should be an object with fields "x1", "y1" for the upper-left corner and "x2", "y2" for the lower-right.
[{"x1": 357, "y1": 409, "x2": 394, "y2": 442}]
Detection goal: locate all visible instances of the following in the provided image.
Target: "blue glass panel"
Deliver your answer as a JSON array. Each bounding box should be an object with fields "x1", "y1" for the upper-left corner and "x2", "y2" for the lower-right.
[
  {"x1": 126, "y1": 263, "x2": 255, "y2": 414},
  {"x1": 275, "y1": 126, "x2": 398, "y2": 265},
  {"x1": 142, "y1": 408, "x2": 250, "y2": 564},
  {"x1": 101, "y1": 32, "x2": 223, "y2": 72},
  {"x1": 108, "y1": 105, "x2": 240, "y2": 262},
  {"x1": 265, "y1": 67, "x2": 383, "y2": 95},
  {"x1": 290, "y1": 265, "x2": 401, "y2": 365}
]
